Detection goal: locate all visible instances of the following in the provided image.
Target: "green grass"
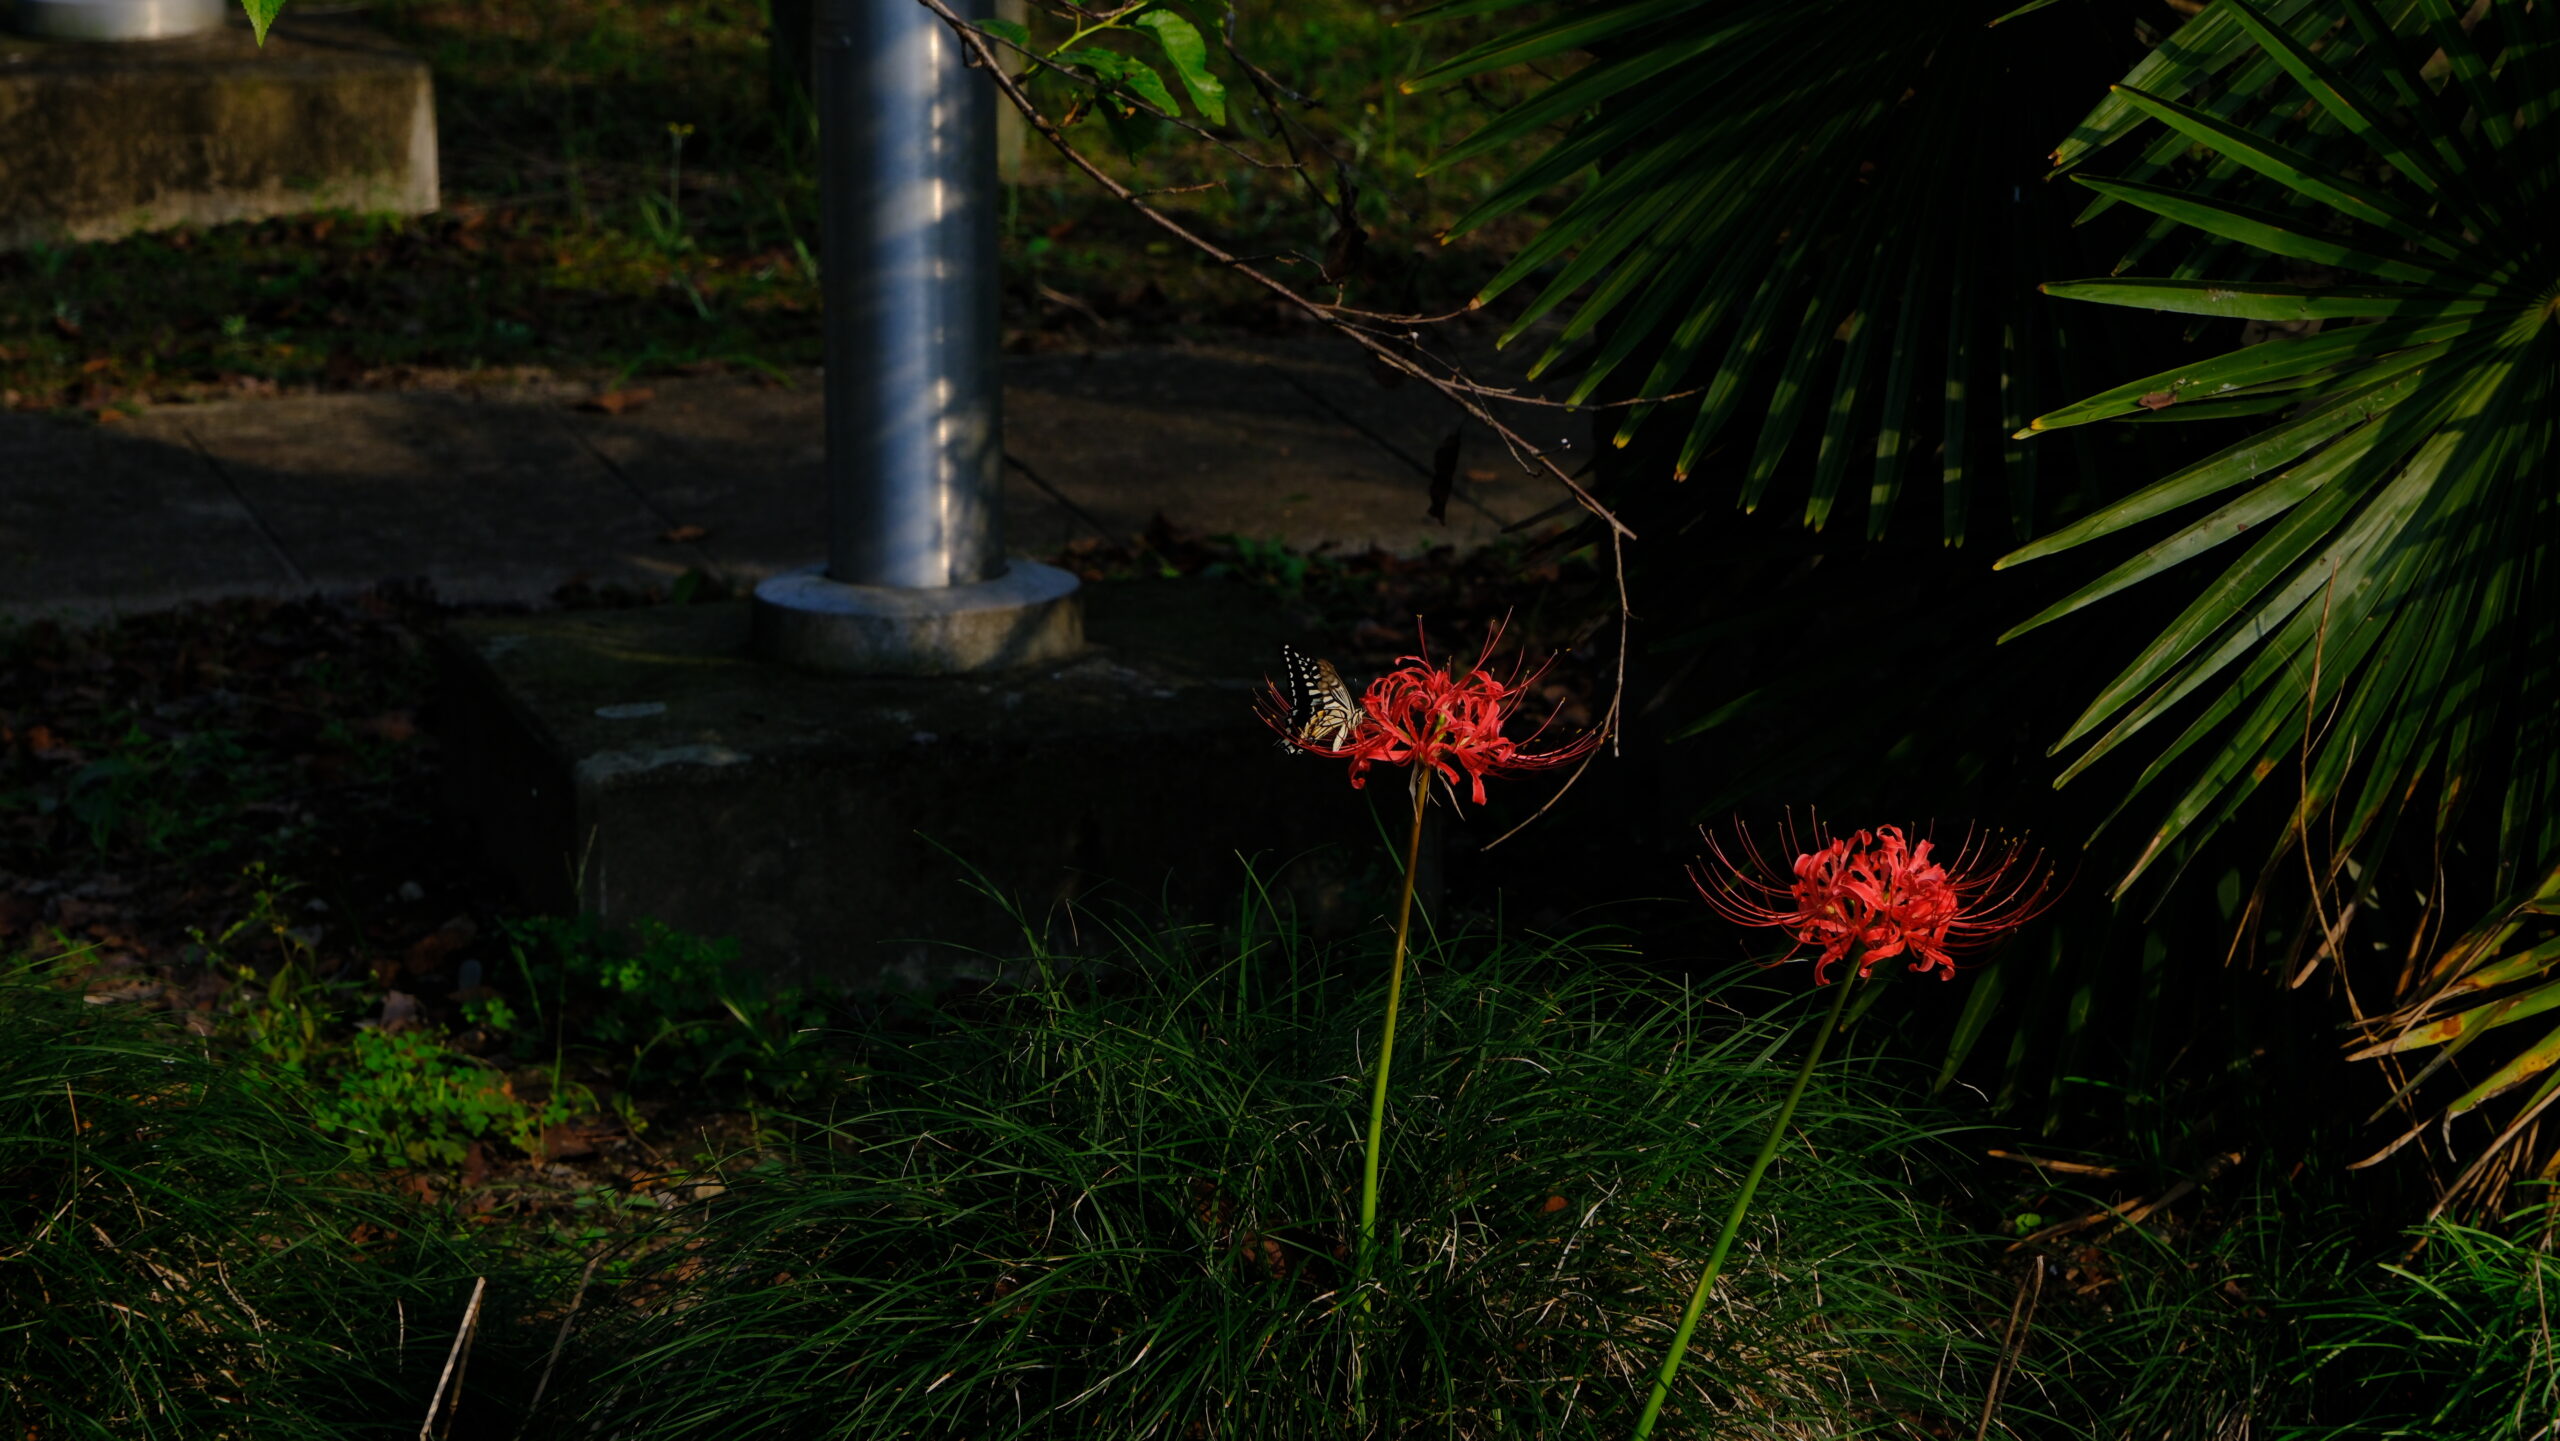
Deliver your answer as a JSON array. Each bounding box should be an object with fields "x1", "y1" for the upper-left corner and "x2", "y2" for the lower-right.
[
  {"x1": 2288, "y1": 1200, "x2": 2560, "y2": 1440},
  {"x1": 199, "y1": 887, "x2": 833, "y2": 1169},
  {"x1": 0, "y1": 957, "x2": 531, "y2": 1436},
  {"x1": 15, "y1": 877, "x2": 2560, "y2": 1437},
  {"x1": 550, "y1": 900, "x2": 2022, "y2": 1439}
]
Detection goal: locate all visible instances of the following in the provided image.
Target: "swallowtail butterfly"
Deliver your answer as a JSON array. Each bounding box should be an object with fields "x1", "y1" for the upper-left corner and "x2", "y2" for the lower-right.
[{"x1": 1279, "y1": 644, "x2": 1366, "y2": 752}]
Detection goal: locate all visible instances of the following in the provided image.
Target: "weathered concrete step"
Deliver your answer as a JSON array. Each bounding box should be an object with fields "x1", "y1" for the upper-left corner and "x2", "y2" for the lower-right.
[
  {"x1": 436, "y1": 580, "x2": 1425, "y2": 988},
  {"x1": 0, "y1": 16, "x2": 435, "y2": 250}
]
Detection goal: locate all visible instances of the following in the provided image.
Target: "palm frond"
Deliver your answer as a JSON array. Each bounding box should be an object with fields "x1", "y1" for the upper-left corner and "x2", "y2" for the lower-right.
[
  {"x1": 2006, "y1": 0, "x2": 2560, "y2": 1198},
  {"x1": 1413, "y1": 0, "x2": 2143, "y2": 543}
]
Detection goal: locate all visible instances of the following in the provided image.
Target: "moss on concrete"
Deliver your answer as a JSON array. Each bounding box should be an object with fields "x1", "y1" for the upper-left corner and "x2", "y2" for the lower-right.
[{"x1": 0, "y1": 18, "x2": 434, "y2": 249}]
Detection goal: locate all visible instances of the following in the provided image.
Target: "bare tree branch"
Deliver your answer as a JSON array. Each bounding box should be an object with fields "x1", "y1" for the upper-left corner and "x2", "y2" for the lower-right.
[{"x1": 923, "y1": 0, "x2": 1636, "y2": 544}]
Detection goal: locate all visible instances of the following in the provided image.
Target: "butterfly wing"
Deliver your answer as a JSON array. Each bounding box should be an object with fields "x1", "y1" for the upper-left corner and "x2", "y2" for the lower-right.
[{"x1": 1281, "y1": 645, "x2": 1366, "y2": 751}]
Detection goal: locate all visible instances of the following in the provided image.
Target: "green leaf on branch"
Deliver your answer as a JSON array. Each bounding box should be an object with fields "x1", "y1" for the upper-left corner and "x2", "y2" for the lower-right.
[
  {"x1": 1054, "y1": 46, "x2": 1179, "y2": 123},
  {"x1": 975, "y1": 17, "x2": 1031, "y2": 52},
  {"x1": 1114, "y1": 61, "x2": 1181, "y2": 123},
  {"x1": 1133, "y1": 11, "x2": 1226, "y2": 126},
  {"x1": 239, "y1": 0, "x2": 284, "y2": 43}
]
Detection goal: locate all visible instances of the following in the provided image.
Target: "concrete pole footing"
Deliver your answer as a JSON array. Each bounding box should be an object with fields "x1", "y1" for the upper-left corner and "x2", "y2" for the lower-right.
[{"x1": 751, "y1": 561, "x2": 1084, "y2": 675}]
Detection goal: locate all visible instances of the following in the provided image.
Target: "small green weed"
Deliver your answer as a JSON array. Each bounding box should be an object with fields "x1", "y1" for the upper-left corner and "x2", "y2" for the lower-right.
[
  {"x1": 2287, "y1": 1197, "x2": 2560, "y2": 1439},
  {"x1": 201, "y1": 871, "x2": 588, "y2": 1166},
  {"x1": 503, "y1": 914, "x2": 831, "y2": 1102},
  {"x1": 182, "y1": 869, "x2": 828, "y2": 1168},
  {"x1": 0, "y1": 717, "x2": 269, "y2": 858},
  {"x1": 311, "y1": 1025, "x2": 581, "y2": 1167}
]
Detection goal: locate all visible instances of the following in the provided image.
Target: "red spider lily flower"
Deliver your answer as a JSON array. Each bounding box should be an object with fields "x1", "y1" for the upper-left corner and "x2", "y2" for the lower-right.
[
  {"x1": 1261, "y1": 627, "x2": 1598, "y2": 805},
  {"x1": 1697, "y1": 819, "x2": 2055, "y2": 983}
]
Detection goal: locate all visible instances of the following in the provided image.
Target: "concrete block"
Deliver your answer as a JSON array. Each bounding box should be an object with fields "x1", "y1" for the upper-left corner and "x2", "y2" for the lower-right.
[
  {"x1": 0, "y1": 16, "x2": 435, "y2": 250},
  {"x1": 437, "y1": 580, "x2": 1411, "y2": 990}
]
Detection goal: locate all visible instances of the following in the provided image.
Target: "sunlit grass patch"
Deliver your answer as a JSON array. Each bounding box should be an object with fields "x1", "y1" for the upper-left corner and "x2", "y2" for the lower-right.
[{"x1": 557, "y1": 907, "x2": 2015, "y2": 1438}]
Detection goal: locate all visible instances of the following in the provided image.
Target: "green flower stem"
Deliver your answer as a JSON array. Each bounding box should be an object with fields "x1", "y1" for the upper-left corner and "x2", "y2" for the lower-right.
[
  {"x1": 1631, "y1": 963, "x2": 1860, "y2": 1441},
  {"x1": 1357, "y1": 763, "x2": 1431, "y2": 1289}
]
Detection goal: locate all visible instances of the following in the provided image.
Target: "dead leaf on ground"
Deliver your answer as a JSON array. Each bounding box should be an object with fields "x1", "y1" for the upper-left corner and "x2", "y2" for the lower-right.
[
  {"x1": 581, "y1": 387, "x2": 655, "y2": 415},
  {"x1": 659, "y1": 523, "x2": 709, "y2": 544},
  {"x1": 541, "y1": 1125, "x2": 607, "y2": 1160},
  {"x1": 354, "y1": 710, "x2": 418, "y2": 743},
  {"x1": 404, "y1": 915, "x2": 476, "y2": 975}
]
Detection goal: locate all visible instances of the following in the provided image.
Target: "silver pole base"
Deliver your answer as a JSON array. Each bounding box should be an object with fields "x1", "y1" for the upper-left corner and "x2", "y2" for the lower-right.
[
  {"x1": 752, "y1": 562, "x2": 1084, "y2": 675},
  {"x1": 13, "y1": 0, "x2": 226, "y2": 40}
]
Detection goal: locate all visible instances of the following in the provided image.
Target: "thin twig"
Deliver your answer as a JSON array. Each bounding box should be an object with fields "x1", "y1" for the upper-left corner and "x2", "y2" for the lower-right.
[
  {"x1": 1974, "y1": 1256, "x2": 2044, "y2": 1441},
  {"x1": 1479, "y1": 530, "x2": 1628, "y2": 850},
  {"x1": 2008, "y1": 1151, "x2": 2242, "y2": 1251},
  {"x1": 420, "y1": 1276, "x2": 488, "y2": 1441},
  {"x1": 526, "y1": 1249, "x2": 610, "y2": 1418},
  {"x1": 936, "y1": 0, "x2": 1644, "y2": 752},
  {"x1": 920, "y1": 0, "x2": 1633, "y2": 542},
  {"x1": 1003, "y1": 450, "x2": 1119, "y2": 542},
  {"x1": 1985, "y1": 1150, "x2": 2125, "y2": 1178}
]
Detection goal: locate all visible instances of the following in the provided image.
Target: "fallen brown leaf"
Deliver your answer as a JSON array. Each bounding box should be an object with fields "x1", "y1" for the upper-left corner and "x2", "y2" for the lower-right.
[
  {"x1": 404, "y1": 915, "x2": 476, "y2": 975},
  {"x1": 582, "y1": 387, "x2": 656, "y2": 415},
  {"x1": 541, "y1": 1125, "x2": 605, "y2": 1160},
  {"x1": 659, "y1": 523, "x2": 709, "y2": 544}
]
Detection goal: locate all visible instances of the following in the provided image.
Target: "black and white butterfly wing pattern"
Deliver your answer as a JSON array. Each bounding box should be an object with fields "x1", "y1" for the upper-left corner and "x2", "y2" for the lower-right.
[{"x1": 1280, "y1": 644, "x2": 1366, "y2": 752}]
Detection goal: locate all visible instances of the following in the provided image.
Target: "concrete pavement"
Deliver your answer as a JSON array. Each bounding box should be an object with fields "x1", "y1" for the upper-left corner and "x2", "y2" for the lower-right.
[{"x1": 0, "y1": 335, "x2": 1558, "y2": 619}]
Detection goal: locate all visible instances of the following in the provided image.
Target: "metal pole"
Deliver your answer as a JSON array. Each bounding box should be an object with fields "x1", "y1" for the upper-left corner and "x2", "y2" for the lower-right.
[
  {"x1": 13, "y1": 0, "x2": 224, "y2": 40},
  {"x1": 753, "y1": 0, "x2": 1079, "y2": 674},
  {"x1": 815, "y1": 0, "x2": 1003, "y2": 589}
]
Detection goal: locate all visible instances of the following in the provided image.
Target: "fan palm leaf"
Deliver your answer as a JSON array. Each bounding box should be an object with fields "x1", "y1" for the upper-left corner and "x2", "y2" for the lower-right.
[
  {"x1": 2004, "y1": 0, "x2": 2559, "y2": 1196},
  {"x1": 1408, "y1": 0, "x2": 2188, "y2": 543}
]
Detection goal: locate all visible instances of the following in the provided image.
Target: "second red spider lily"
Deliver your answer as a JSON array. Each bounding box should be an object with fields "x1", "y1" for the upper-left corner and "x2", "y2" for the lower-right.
[
  {"x1": 1697, "y1": 819, "x2": 2056, "y2": 985},
  {"x1": 1258, "y1": 627, "x2": 1598, "y2": 1299},
  {"x1": 1631, "y1": 819, "x2": 2055, "y2": 1440}
]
